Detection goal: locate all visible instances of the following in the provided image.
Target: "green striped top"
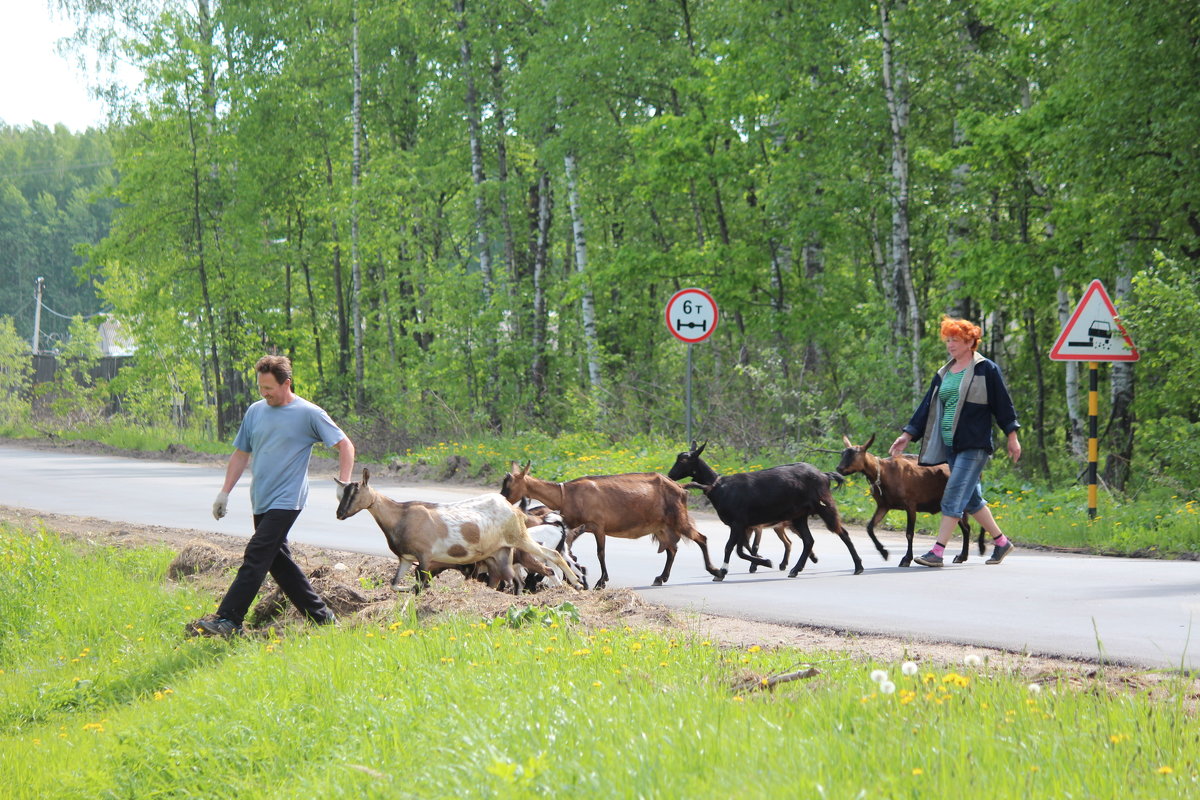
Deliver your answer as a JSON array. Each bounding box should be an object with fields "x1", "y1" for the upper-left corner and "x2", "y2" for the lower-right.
[{"x1": 939, "y1": 368, "x2": 966, "y2": 446}]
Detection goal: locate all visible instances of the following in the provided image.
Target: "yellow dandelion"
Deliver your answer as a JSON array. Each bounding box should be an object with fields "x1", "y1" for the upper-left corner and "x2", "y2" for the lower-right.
[
  {"x1": 732, "y1": 696, "x2": 744, "y2": 703},
  {"x1": 1157, "y1": 766, "x2": 1173, "y2": 775},
  {"x1": 397, "y1": 629, "x2": 416, "y2": 637},
  {"x1": 572, "y1": 649, "x2": 591, "y2": 656},
  {"x1": 748, "y1": 645, "x2": 762, "y2": 653},
  {"x1": 911, "y1": 768, "x2": 924, "y2": 776},
  {"x1": 593, "y1": 681, "x2": 602, "y2": 687}
]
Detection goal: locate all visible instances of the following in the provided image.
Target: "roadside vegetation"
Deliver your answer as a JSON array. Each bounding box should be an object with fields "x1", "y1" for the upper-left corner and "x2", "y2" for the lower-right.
[{"x1": 2, "y1": 526, "x2": 1196, "y2": 799}]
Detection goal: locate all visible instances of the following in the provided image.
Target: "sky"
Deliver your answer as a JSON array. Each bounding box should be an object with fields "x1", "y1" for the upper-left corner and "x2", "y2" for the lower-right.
[{"x1": 0, "y1": 2, "x2": 114, "y2": 131}]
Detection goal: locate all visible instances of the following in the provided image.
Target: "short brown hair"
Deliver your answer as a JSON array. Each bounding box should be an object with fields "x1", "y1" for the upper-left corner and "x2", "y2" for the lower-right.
[{"x1": 255, "y1": 354, "x2": 292, "y2": 385}]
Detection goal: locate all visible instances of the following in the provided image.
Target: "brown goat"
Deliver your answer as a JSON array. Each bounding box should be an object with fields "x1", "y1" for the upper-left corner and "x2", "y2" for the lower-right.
[
  {"x1": 500, "y1": 462, "x2": 722, "y2": 589},
  {"x1": 335, "y1": 468, "x2": 582, "y2": 593},
  {"x1": 835, "y1": 435, "x2": 985, "y2": 567}
]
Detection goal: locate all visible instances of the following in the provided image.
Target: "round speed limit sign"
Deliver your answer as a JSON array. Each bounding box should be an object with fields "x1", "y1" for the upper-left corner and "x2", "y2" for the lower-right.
[{"x1": 665, "y1": 288, "x2": 718, "y2": 343}]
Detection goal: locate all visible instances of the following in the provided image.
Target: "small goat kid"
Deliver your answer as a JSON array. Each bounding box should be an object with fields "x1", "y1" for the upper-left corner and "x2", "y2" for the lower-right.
[
  {"x1": 500, "y1": 462, "x2": 722, "y2": 589},
  {"x1": 668, "y1": 443, "x2": 887, "y2": 580},
  {"x1": 335, "y1": 469, "x2": 582, "y2": 593},
  {"x1": 835, "y1": 434, "x2": 985, "y2": 567}
]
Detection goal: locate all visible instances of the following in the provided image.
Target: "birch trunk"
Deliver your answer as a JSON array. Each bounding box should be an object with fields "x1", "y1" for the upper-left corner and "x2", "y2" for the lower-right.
[
  {"x1": 564, "y1": 151, "x2": 602, "y2": 392},
  {"x1": 350, "y1": 2, "x2": 365, "y2": 408},
  {"x1": 531, "y1": 169, "x2": 552, "y2": 406},
  {"x1": 455, "y1": 0, "x2": 499, "y2": 428},
  {"x1": 1105, "y1": 266, "x2": 1136, "y2": 491},
  {"x1": 1053, "y1": 264, "x2": 1086, "y2": 459},
  {"x1": 879, "y1": 0, "x2": 920, "y2": 394}
]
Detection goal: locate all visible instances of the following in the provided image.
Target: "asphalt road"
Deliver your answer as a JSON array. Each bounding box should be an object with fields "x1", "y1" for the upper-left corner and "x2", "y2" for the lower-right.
[{"x1": 2, "y1": 444, "x2": 1197, "y2": 671}]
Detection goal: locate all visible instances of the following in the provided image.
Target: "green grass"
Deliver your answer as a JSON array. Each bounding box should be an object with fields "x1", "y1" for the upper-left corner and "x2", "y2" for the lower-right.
[{"x1": 2, "y1": 527, "x2": 1198, "y2": 799}]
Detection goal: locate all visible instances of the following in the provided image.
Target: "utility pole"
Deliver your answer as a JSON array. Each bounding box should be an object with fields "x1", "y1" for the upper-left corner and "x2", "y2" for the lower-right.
[{"x1": 31, "y1": 276, "x2": 44, "y2": 355}]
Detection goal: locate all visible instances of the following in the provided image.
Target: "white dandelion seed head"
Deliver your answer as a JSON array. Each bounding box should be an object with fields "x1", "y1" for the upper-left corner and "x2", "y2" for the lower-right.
[
  {"x1": 964, "y1": 654, "x2": 982, "y2": 668},
  {"x1": 870, "y1": 669, "x2": 888, "y2": 684},
  {"x1": 880, "y1": 681, "x2": 896, "y2": 695},
  {"x1": 1027, "y1": 683, "x2": 1042, "y2": 694},
  {"x1": 901, "y1": 661, "x2": 919, "y2": 676}
]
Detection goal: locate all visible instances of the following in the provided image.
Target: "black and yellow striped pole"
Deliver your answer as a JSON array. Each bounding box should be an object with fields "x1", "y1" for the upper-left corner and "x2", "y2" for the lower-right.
[
  {"x1": 1048, "y1": 280, "x2": 1140, "y2": 523},
  {"x1": 1087, "y1": 362, "x2": 1099, "y2": 520}
]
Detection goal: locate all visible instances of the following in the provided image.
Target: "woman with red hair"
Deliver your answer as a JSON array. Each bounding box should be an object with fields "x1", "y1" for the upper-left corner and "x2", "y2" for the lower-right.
[{"x1": 889, "y1": 316, "x2": 1022, "y2": 567}]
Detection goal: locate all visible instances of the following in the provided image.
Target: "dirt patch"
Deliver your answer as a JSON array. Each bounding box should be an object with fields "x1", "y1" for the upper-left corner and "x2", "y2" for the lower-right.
[{"x1": 3, "y1": 502, "x2": 1196, "y2": 705}]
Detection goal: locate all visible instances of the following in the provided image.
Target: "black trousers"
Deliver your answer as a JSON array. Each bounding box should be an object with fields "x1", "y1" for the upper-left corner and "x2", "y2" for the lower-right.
[{"x1": 216, "y1": 508, "x2": 332, "y2": 626}]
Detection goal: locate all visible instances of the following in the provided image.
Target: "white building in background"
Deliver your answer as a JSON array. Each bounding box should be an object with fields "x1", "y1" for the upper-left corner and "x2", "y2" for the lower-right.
[{"x1": 97, "y1": 317, "x2": 136, "y2": 356}]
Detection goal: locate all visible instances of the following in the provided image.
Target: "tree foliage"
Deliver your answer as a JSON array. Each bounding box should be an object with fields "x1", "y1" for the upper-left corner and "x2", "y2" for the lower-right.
[{"x1": 8, "y1": 0, "x2": 1199, "y2": 494}]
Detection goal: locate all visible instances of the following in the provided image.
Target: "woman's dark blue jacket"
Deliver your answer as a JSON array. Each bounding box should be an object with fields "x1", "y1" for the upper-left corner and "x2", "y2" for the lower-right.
[{"x1": 902, "y1": 351, "x2": 1021, "y2": 466}]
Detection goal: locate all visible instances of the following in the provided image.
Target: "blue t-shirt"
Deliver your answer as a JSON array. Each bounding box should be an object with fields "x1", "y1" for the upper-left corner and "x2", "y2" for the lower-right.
[{"x1": 232, "y1": 396, "x2": 346, "y2": 514}]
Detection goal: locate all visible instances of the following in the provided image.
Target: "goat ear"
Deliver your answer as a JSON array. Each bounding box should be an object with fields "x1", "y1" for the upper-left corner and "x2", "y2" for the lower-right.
[
  {"x1": 361, "y1": 467, "x2": 370, "y2": 485},
  {"x1": 695, "y1": 441, "x2": 707, "y2": 457},
  {"x1": 520, "y1": 461, "x2": 531, "y2": 476},
  {"x1": 864, "y1": 433, "x2": 875, "y2": 450},
  {"x1": 509, "y1": 461, "x2": 519, "y2": 474},
  {"x1": 842, "y1": 435, "x2": 853, "y2": 448}
]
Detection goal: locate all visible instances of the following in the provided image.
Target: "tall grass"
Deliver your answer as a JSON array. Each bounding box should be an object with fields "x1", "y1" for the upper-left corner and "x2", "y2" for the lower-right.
[{"x1": 2, "y1": 527, "x2": 1197, "y2": 799}]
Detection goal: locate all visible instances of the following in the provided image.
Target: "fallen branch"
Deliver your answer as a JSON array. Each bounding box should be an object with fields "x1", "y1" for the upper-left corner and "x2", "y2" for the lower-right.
[{"x1": 734, "y1": 666, "x2": 821, "y2": 694}]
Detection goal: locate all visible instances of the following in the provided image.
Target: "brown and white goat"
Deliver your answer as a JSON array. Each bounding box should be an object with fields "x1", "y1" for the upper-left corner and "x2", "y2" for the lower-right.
[
  {"x1": 500, "y1": 462, "x2": 722, "y2": 589},
  {"x1": 335, "y1": 468, "x2": 582, "y2": 593},
  {"x1": 835, "y1": 435, "x2": 985, "y2": 567}
]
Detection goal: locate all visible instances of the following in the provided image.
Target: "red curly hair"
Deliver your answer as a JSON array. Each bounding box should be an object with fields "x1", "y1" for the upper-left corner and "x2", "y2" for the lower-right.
[{"x1": 939, "y1": 316, "x2": 981, "y2": 351}]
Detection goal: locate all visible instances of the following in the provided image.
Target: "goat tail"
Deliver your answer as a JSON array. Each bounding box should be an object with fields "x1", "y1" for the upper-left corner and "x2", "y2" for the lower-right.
[{"x1": 824, "y1": 471, "x2": 846, "y2": 491}]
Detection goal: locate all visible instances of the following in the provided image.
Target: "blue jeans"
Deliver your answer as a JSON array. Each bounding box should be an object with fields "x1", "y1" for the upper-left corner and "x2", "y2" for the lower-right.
[{"x1": 941, "y1": 449, "x2": 990, "y2": 518}]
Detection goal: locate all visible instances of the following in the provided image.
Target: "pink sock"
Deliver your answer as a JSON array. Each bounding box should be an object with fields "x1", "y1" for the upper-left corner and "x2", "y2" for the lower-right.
[
  {"x1": 931, "y1": 543, "x2": 946, "y2": 557},
  {"x1": 993, "y1": 534, "x2": 1009, "y2": 547}
]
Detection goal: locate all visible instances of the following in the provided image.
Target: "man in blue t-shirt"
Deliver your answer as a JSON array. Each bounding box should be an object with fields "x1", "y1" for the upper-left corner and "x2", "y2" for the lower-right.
[{"x1": 192, "y1": 355, "x2": 355, "y2": 637}]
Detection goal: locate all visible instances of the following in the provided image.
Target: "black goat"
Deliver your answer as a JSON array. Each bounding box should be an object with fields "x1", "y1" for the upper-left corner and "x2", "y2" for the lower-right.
[{"x1": 667, "y1": 443, "x2": 889, "y2": 580}]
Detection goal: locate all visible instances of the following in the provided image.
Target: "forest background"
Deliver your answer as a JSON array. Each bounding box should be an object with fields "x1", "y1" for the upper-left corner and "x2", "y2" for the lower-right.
[{"x1": 1, "y1": 0, "x2": 1198, "y2": 508}]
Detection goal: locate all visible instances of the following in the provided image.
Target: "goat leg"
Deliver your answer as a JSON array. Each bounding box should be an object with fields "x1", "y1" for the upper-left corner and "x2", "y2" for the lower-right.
[
  {"x1": 654, "y1": 546, "x2": 677, "y2": 586},
  {"x1": 898, "y1": 509, "x2": 915, "y2": 567},
  {"x1": 390, "y1": 560, "x2": 415, "y2": 591},
  {"x1": 787, "y1": 522, "x2": 816, "y2": 577},
  {"x1": 953, "y1": 518, "x2": 973, "y2": 563}
]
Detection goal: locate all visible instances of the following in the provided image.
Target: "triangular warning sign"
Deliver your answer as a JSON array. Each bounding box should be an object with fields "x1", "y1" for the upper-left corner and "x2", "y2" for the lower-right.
[{"x1": 1049, "y1": 279, "x2": 1139, "y2": 361}]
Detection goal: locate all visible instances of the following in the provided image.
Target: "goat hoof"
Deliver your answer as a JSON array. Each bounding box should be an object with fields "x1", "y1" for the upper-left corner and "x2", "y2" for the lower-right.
[
  {"x1": 952, "y1": 556, "x2": 967, "y2": 564},
  {"x1": 749, "y1": 564, "x2": 758, "y2": 573},
  {"x1": 880, "y1": 549, "x2": 890, "y2": 560},
  {"x1": 787, "y1": 568, "x2": 801, "y2": 578},
  {"x1": 899, "y1": 557, "x2": 913, "y2": 567},
  {"x1": 853, "y1": 566, "x2": 865, "y2": 575},
  {"x1": 712, "y1": 570, "x2": 727, "y2": 582},
  {"x1": 652, "y1": 577, "x2": 665, "y2": 586}
]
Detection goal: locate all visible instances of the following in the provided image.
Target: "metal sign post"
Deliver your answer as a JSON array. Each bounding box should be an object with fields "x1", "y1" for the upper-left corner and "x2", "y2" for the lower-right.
[
  {"x1": 665, "y1": 288, "x2": 718, "y2": 447},
  {"x1": 1049, "y1": 279, "x2": 1140, "y2": 519}
]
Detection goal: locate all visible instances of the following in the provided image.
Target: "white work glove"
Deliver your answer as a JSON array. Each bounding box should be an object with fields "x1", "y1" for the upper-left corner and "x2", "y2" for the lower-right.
[{"x1": 212, "y1": 490, "x2": 230, "y2": 520}]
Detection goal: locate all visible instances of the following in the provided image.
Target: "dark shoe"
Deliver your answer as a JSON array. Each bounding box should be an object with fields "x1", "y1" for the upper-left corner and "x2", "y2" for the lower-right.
[
  {"x1": 986, "y1": 541, "x2": 1015, "y2": 565},
  {"x1": 914, "y1": 551, "x2": 944, "y2": 568},
  {"x1": 191, "y1": 617, "x2": 243, "y2": 638}
]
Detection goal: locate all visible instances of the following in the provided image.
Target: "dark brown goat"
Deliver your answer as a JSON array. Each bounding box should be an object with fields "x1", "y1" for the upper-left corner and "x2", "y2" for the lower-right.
[
  {"x1": 500, "y1": 462, "x2": 722, "y2": 589},
  {"x1": 835, "y1": 435, "x2": 985, "y2": 567}
]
